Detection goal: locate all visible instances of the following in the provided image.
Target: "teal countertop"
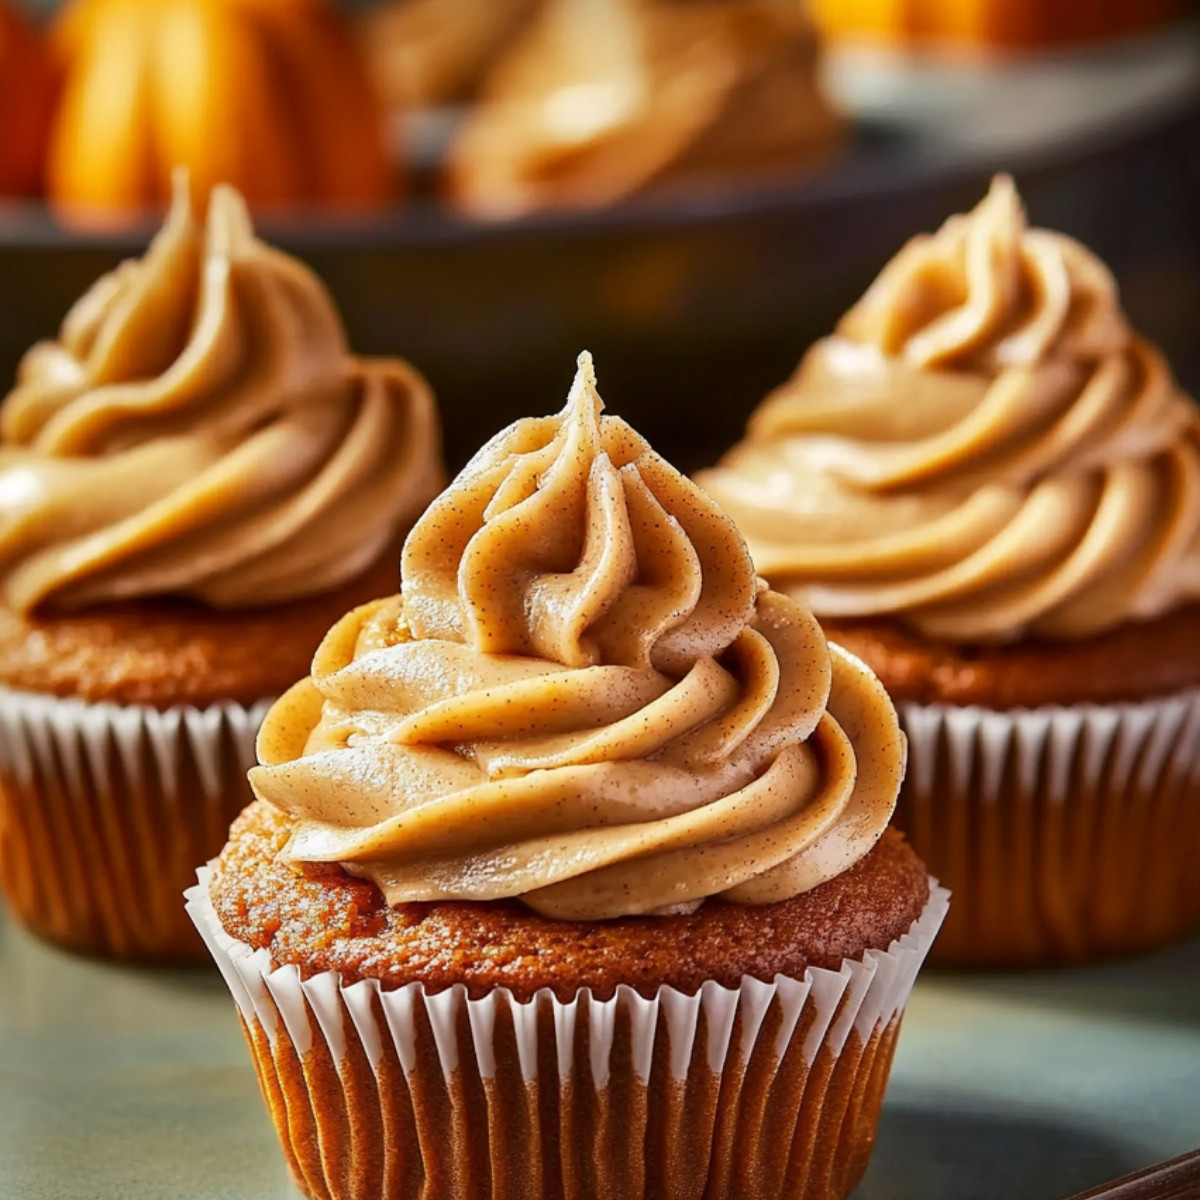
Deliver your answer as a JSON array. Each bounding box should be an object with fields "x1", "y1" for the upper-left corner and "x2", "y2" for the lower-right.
[{"x1": 1, "y1": 908, "x2": 1197, "y2": 1200}]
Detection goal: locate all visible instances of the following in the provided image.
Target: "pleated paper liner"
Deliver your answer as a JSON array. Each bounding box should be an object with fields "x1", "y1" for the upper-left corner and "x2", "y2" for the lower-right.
[
  {"x1": 897, "y1": 687, "x2": 1200, "y2": 966},
  {"x1": 0, "y1": 686, "x2": 270, "y2": 962},
  {"x1": 187, "y1": 868, "x2": 948, "y2": 1200}
]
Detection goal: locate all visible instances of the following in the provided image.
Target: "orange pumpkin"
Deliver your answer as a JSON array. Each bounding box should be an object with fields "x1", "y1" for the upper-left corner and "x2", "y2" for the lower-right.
[
  {"x1": 0, "y1": 1, "x2": 56, "y2": 197},
  {"x1": 48, "y1": 0, "x2": 394, "y2": 216}
]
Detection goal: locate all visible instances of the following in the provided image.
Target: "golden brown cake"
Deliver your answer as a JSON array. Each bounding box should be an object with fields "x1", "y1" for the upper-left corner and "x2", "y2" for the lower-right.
[
  {"x1": 0, "y1": 552, "x2": 400, "y2": 709},
  {"x1": 448, "y1": 0, "x2": 842, "y2": 217},
  {"x1": 699, "y1": 177, "x2": 1200, "y2": 966},
  {"x1": 820, "y1": 603, "x2": 1200, "y2": 710},
  {"x1": 0, "y1": 179, "x2": 442, "y2": 963},
  {"x1": 189, "y1": 352, "x2": 946, "y2": 1200},
  {"x1": 213, "y1": 801, "x2": 929, "y2": 1000}
]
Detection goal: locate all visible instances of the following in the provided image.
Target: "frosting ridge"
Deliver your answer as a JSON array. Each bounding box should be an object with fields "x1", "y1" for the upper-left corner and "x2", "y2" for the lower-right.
[
  {"x1": 698, "y1": 177, "x2": 1200, "y2": 642},
  {"x1": 0, "y1": 179, "x2": 442, "y2": 613},
  {"x1": 251, "y1": 354, "x2": 904, "y2": 919}
]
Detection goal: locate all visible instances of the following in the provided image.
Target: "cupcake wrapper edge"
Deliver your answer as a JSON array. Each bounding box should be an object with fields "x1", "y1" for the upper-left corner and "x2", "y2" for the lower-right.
[
  {"x1": 188, "y1": 868, "x2": 947, "y2": 1200},
  {"x1": 0, "y1": 686, "x2": 271, "y2": 960},
  {"x1": 898, "y1": 687, "x2": 1200, "y2": 964},
  {"x1": 186, "y1": 865, "x2": 948, "y2": 1084}
]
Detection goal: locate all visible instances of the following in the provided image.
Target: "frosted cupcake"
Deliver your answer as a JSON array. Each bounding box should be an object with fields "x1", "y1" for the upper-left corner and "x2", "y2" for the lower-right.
[
  {"x1": 0, "y1": 179, "x2": 443, "y2": 962},
  {"x1": 189, "y1": 353, "x2": 946, "y2": 1200},
  {"x1": 699, "y1": 176, "x2": 1200, "y2": 965},
  {"x1": 448, "y1": 0, "x2": 842, "y2": 217}
]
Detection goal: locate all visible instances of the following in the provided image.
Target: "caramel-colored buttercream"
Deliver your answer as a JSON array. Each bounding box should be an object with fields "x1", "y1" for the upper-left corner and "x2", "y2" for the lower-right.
[
  {"x1": 699, "y1": 177, "x2": 1200, "y2": 643},
  {"x1": 0, "y1": 179, "x2": 442, "y2": 614},
  {"x1": 448, "y1": 0, "x2": 842, "y2": 217},
  {"x1": 251, "y1": 354, "x2": 904, "y2": 920}
]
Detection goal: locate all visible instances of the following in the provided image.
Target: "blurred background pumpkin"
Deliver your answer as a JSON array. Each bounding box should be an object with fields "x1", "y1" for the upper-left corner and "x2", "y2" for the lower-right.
[
  {"x1": 46, "y1": 0, "x2": 394, "y2": 218},
  {"x1": 0, "y1": 1, "x2": 56, "y2": 197}
]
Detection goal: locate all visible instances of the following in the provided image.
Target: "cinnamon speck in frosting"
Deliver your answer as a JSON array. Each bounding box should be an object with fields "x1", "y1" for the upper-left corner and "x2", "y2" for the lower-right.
[{"x1": 250, "y1": 353, "x2": 905, "y2": 919}]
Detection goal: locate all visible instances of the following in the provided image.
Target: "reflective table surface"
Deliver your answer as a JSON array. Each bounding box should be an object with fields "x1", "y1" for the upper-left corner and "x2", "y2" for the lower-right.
[{"x1": 2, "y1": 904, "x2": 1197, "y2": 1200}]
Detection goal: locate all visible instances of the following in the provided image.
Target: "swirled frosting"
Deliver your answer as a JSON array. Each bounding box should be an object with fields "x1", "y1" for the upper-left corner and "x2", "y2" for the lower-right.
[
  {"x1": 0, "y1": 180, "x2": 442, "y2": 614},
  {"x1": 250, "y1": 354, "x2": 904, "y2": 919},
  {"x1": 698, "y1": 177, "x2": 1200, "y2": 642},
  {"x1": 448, "y1": 0, "x2": 842, "y2": 217}
]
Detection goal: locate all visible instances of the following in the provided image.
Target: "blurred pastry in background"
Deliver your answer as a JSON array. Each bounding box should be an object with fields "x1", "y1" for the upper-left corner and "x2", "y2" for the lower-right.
[
  {"x1": 361, "y1": 0, "x2": 543, "y2": 111},
  {"x1": 809, "y1": 0, "x2": 1182, "y2": 51},
  {"x1": 449, "y1": 0, "x2": 843, "y2": 217},
  {"x1": 47, "y1": 0, "x2": 394, "y2": 219},
  {"x1": 0, "y1": 0, "x2": 56, "y2": 197}
]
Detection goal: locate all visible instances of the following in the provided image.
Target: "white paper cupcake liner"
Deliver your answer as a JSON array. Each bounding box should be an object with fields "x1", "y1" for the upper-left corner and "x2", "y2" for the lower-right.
[
  {"x1": 0, "y1": 686, "x2": 270, "y2": 960},
  {"x1": 898, "y1": 687, "x2": 1200, "y2": 965},
  {"x1": 187, "y1": 868, "x2": 947, "y2": 1200}
]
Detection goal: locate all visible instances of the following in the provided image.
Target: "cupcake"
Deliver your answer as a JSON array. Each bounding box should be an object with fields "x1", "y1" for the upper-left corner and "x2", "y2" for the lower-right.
[
  {"x1": 0, "y1": 178, "x2": 443, "y2": 962},
  {"x1": 698, "y1": 176, "x2": 1200, "y2": 966},
  {"x1": 448, "y1": 0, "x2": 842, "y2": 218},
  {"x1": 188, "y1": 352, "x2": 946, "y2": 1200}
]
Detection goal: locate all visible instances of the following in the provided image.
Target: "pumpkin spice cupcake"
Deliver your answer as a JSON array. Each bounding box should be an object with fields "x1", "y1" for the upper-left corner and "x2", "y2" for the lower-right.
[
  {"x1": 188, "y1": 352, "x2": 946, "y2": 1200},
  {"x1": 448, "y1": 0, "x2": 842, "y2": 217},
  {"x1": 699, "y1": 176, "x2": 1200, "y2": 966},
  {"x1": 0, "y1": 179, "x2": 442, "y2": 962}
]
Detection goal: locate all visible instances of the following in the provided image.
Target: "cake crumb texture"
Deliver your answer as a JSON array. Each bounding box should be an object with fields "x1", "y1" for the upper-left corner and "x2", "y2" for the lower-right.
[
  {"x1": 0, "y1": 554, "x2": 401, "y2": 709},
  {"x1": 821, "y1": 602, "x2": 1200, "y2": 709},
  {"x1": 211, "y1": 799, "x2": 931, "y2": 1001}
]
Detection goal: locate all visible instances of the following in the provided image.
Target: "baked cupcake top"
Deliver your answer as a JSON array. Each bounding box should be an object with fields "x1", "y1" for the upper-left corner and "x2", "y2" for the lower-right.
[
  {"x1": 251, "y1": 354, "x2": 904, "y2": 921},
  {"x1": 448, "y1": 0, "x2": 841, "y2": 217},
  {"x1": 0, "y1": 179, "x2": 441, "y2": 614},
  {"x1": 698, "y1": 177, "x2": 1200, "y2": 642}
]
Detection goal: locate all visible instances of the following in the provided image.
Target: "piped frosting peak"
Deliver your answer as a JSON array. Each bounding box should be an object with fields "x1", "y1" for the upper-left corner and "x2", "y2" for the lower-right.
[
  {"x1": 699, "y1": 177, "x2": 1200, "y2": 642},
  {"x1": 402, "y1": 351, "x2": 757, "y2": 674},
  {"x1": 0, "y1": 178, "x2": 442, "y2": 613},
  {"x1": 252, "y1": 355, "x2": 905, "y2": 920},
  {"x1": 838, "y1": 175, "x2": 1132, "y2": 372}
]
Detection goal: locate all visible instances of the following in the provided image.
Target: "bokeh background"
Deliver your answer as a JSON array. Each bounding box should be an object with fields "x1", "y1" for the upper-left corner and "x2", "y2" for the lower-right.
[{"x1": 1, "y1": 0, "x2": 1198, "y2": 475}]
